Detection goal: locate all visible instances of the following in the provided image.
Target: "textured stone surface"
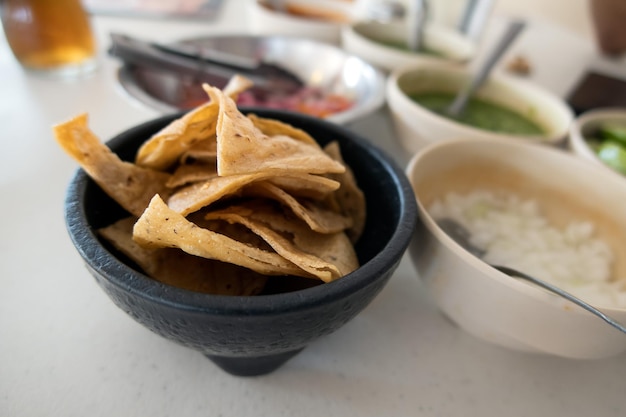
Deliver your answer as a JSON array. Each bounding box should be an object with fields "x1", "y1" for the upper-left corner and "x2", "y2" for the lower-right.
[{"x1": 65, "y1": 109, "x2": 417, "y2": 376}]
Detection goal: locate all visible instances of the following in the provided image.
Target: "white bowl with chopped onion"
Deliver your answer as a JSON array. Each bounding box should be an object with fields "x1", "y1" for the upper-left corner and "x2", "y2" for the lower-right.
[{"x1": 407, "y1": 137, "x2": 626, "y2": 359}]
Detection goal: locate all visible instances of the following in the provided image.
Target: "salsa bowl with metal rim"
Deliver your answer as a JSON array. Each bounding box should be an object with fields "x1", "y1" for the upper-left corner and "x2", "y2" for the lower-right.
[{"x1": 116, "y1": 34, "x2": 386, "y2": 125}]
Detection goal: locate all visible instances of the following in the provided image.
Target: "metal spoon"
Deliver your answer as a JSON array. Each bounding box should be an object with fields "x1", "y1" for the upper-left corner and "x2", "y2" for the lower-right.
[
  {"x1": 458, "y1": 0, "x2": 495, "y2": 42},
  {"x1": 406, "y1": 0, "x2": 428, "y2": 52},
  {"x1": 445, "y1": 19, "x2": 525, "y2": 117},
  {"x1": 366, "y1": 0, "x2": 406, "y2": 21},
  {"x1": 436, "y1": 218, "x2": 626, "y2": 335}
]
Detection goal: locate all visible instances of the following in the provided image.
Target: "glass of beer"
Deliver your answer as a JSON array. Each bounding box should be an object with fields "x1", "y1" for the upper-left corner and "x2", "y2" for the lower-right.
[{"x1": 1, "y1": 0, "x2": 97, "y2": 78}]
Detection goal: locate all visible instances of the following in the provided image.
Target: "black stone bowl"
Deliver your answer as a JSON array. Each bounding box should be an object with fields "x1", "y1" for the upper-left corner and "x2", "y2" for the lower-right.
[{"x1": 64, "y1": 108, "x2": 417, "y2": 376}]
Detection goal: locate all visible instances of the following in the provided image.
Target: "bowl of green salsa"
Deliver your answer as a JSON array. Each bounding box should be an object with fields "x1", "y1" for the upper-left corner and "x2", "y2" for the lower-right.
[
  {"x1": 342, "y1": 20, "x2": 475, "y2": 72},
  {"x1": 386, "y1": 61, "x2": 574, "y2": 153},
  {"x1": 410, "y1": 92, "x2": 544, "y2": 136},
  {"x1": 570, "y1": 108, "x2": 626, "y2": 177}
]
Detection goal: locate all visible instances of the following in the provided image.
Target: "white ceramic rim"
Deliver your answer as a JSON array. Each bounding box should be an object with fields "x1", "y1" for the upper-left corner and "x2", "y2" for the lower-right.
[
  {"x1": 343, "y1": 20, "x2": 475, "y2": 64},
  {"x1": 250, "y1": 0, "x2": 352, "y2": 27}
]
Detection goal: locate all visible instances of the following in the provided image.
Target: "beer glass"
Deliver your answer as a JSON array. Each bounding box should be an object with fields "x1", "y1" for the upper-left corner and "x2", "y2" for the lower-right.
[{"x1": 1, "y1": 0, "x2": 97, "y2": 78}]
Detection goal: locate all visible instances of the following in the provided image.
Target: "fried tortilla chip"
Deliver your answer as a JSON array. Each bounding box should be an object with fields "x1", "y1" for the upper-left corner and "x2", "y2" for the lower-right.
[
  {"x1": 243, "y1": 182, "x2": 352, "y2": 233},
  {"x1": 324, "y1": 141, "x2": 367, "y2": 243},
  {"x1": 247, "y1": 113, "x2": 318, "y2": 146},
  {"x1": 203, "y1": 84, "x2": 346, "y2": 176},
  {"x1": 135, "y1": 102, "x2": 218, "y2": 171},
  {"x1": 55, "y1": 77, "x2": 367, "y2": 292},
  {"x1": 133, "y1": 195, "x2": 314, "y2": 278},
  {"x1": 205, "y1": 201, "x2": 359, "y2": 281},
  {"x1": 167, "y1": 172, "x2": 339, "y2": 216},
  {"x1": 205, "y1": 204, "x2": 340, "y2": 281},
  {"x1": 53, "y1": 113, "x2": 171, "y2": 217},
  {"x1": 136, "y1": 75, "x2": 254, "y2": 170},
  {"x1": 291, "y1": 229, "x2": 359, "y2": 279},
  {"x1": 166, "y1": 162, "x2": 218, "y2": 189},
  {"x1": 266, "y1": 176, "x2": 338, "y2": 200},
  {"x1": 178, "y1": 139, "x2": 218, "y2": 165},
  {"x1": 98, "y1": 217, "x2": 267, "y2": 295}
]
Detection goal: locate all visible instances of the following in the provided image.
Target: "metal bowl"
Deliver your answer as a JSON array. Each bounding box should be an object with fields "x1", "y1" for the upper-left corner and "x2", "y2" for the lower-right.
[{"x1": 116, "y1": 34, "x2": 386, "y2": 124}]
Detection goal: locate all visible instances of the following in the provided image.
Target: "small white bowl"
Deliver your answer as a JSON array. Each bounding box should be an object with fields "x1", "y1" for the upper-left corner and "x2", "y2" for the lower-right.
[
  {"x1": 387, "y1": 61, "x2": 574, "y2": 154},
  {"x1": 247, "y1": 0, "x2": 354, "y2": 45},
  {"x1": 569, "y1": 107, "x2": 626, "y2": 177},
  {"x1": 342, "y1": 20, "x2": 475, "y2": 72},
  {"x1": 407, "y1": 138, "x2": 626, "y2": 359}
]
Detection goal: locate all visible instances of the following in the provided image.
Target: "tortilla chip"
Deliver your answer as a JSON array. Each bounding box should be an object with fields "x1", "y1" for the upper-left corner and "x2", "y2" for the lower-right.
[
  {"x1": 205, "y1": 203, "x2": 340, "y2": 281},
  {"x1": 167, "y1": 172, "x2": 340, "y2": 216},
  {"x1": 292, "y1": 229, "x2": 359, "y2": 279},
  {"x1": 135, "y1": 103, "x2": 218, "y2": 171},
  {"x1": 324, "y1": 141, "x2": 367, "y2": 243},
  {"x1": 55, "y1": 77, "x2": 367, "y2": 292},
  {"x1": 133, "y1": 195, "x2": 314, "y2": 278},
  {"x1": 203, "y1": 84, "x2": 346, "y2": 176},
  {"x1": 221, "y1": 74, "x2": 256, "y2": 100},
  {"x1": 247, "y1": 113, "x2": 318, "y2": 146},
  {"x1": 166, "y1": 162, "x2": 218, "y2": 189},
  {"x1": 136, "y1": 76, "x2": 254, "y2": 170},
  {"x1": 266, "y1": 175, "x2": 339, "y2": 200},
  {"x1": 53, "y1": 113, "x2": 171, "y2": 217},
  {"x1": 179, "y1": 139, "x2": 218, "y2": 165},
  {"x1": 205, "y1": 201, "x2": 358, "y2": 281},
  {"x1": 243, "y1": 182, "x2": 352, "y2": 233},
  {"x1": 98, "y1": 217, "x2": 267, "y2": 295}
]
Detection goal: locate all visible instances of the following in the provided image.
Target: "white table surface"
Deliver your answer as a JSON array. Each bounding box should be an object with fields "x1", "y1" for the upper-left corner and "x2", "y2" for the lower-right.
[{"x1": 2, "y1": 2, "x2": 626, "y2": 416}]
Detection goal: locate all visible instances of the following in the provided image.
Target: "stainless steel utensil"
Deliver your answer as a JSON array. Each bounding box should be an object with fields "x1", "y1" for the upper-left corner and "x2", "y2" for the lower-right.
[
  {"x1": 445, "y1": 19, "x2": 525, "y2": 117},
  {"x1": 406, "y1": 0, "x2": 428, "y2": 52},
  {"x1": 108, "y1": 33, "x2": 304, "y2": 95},
  {"x1": 114, "y1": 34, "x2": 386, "y2": 124},
  {"x1": 366, "y1": 0, "x2": 406, "y2": 21},
  {"x1": 437, "y1": 217, "x2": 626, "y2": 335},
  {"x1": 458, "y1": 0, "x2": 494, "y2": 41}
]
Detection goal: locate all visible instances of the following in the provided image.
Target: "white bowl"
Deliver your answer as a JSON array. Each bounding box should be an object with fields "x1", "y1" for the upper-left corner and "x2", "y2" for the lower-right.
[
  {"x1": 247, "y1": 0, "x2": 354, "y2": 45},
  {"x1": 569, "y1": 107, "x2": 626, "y2": 177},
  {"x1": 407, "y1": 138, "x2": 626, "y2": 359},
  {"x1": 387, "y1": 61, "x2": 574, "y2": 154},
  {"x1": 342, "y1": 20, "x2": 475, "y2": 72}
]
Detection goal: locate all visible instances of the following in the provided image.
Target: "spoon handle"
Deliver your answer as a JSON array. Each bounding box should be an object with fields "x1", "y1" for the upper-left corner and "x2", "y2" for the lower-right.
[
  {"x1": 447, "y1": 19, "x2": 526, "y2": 116},
  {"x1": 406, "y1": 0, "x2": 428, "y2": 52},
  {"x1": 458, "y1": 0, "x2": 495, "y2": 41},
  {"x1": 494, "y1": 265, "x2": 626, "y2": 335}
]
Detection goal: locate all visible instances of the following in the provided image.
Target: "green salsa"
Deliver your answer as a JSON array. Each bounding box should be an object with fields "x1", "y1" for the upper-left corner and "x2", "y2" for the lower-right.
[
  {"x1": 354, "y1": 25, "x2": 442, "y2": 56},
  {"x1": 585, "y1": 123, "x2": 626, "y2": 175},
  {"x1": 377, "y1": 39, "x2": 440, "y2": 56},
  {"x1": 410, "y1": 92, "x2": 544, "y2": 136}
]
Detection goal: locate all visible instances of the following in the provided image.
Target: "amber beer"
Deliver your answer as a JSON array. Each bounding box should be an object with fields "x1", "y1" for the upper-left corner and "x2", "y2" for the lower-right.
[{"x1": 1, "y1": 0, "x2": 97, "y2": 76}]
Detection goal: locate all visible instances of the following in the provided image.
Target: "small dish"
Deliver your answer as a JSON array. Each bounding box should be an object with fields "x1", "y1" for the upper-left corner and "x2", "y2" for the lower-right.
[
  {"x1": 407, "y1": 138, "x2": 626, "y2": 359},
  {"x1": 342, "y1": 20, "x2": 475, "y2": 72},
  {"x1": 387, "y1": 61, "x2": 574, "y2": 153},
  {"x1": 569, "y1": 107, "x2": 626, "y2": 177},
  {"x1": 247, "y1": 0, "x2": 354, "y2": 45}
]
